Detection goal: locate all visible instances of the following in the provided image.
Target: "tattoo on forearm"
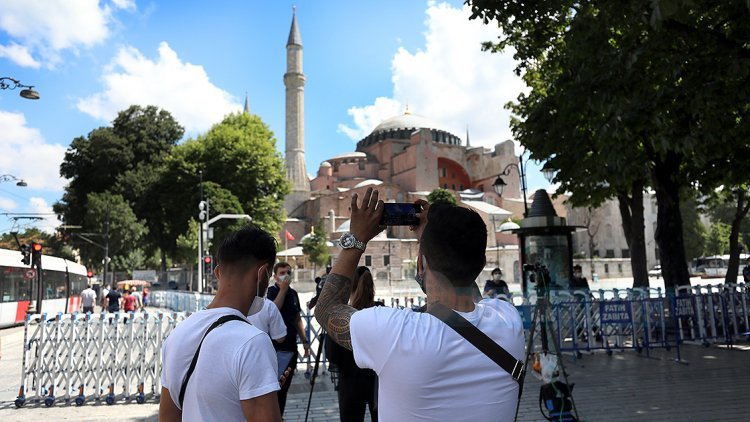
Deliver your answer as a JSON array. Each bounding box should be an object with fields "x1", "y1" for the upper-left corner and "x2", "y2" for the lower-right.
[{"x1": 314, "y1": 273, "x2": 356, "y2": 350}]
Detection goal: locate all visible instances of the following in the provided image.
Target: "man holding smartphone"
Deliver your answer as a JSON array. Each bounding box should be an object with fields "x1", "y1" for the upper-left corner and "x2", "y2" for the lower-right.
[
  {"x1": 267, "y1": 262, "x2": 311, "y2": 416},
  {"x1": 315, "y1": 188, "x2": 525, "y2": 421}
]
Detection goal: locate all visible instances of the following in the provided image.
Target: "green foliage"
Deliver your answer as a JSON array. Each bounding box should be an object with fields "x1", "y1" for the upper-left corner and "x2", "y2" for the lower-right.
[
  {"x1": 81, "y1": 192, "x2": 148, "y2": 270},
  {"x1": 705, "y1": 223, "x2": 732, "y2": 256},
  {"x1": 467, "y1": 0, "x2": 750, "y2": 288},
  {"x1": 174, "y1": 219, "x2": 200, "y2": 266},
  {"x1": 0, "y1": 228, "x2": 76, "y2": 261},
  {"x1": 112, "y1": 249, "x2": 146, "y2": 275},
  {"x1": 681, "y1": 195, "x2": 707, "y2": 260},
  {"x1": 302, "y1": 222, "x2": 330, "y2": 268},
  {"x1": 427, "y1": 188, "x2": 458, "y2": 205}
]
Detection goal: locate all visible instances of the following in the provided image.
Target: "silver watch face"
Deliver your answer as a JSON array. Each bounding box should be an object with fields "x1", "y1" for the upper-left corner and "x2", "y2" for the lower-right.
[{"x1": 340, "y1": 233, "x2": 355, "y2": 248}]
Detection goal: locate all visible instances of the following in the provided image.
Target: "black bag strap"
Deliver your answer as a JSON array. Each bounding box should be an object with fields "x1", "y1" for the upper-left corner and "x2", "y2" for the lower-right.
[
  {"x1": 427, "y1": 303, "x2": 525, "y2": 384},
  {"x1": 178, "y1": 314, "x2": 250, "y2": 408}
]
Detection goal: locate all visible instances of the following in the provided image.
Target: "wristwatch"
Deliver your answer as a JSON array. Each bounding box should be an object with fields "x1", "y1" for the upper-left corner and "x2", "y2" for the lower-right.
[{"x1": 339, "y1": 232, "x2": 366, "y2": 251}]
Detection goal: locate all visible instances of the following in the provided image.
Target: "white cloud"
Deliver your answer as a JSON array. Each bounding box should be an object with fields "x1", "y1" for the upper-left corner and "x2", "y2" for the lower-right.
[
  {"x1": 0, "y1": 197, "x2": 19, "y2": 211},
  {"x1": 0, "y1": 0, "x2": 130, "y2": 68},
  {"x1": 77, "y1": 42, "x2": 242, "y2": 133},
  {"x1": 0, "y1": 42, "x2": 41, "y2": 68},
  {"x1": 29, "y1": 197, "x2": 60, "y2": 234},
  {"x1": 0, "y1": 110, "x2": 67, "y2": 191},
  {"x1": 338, "y1": 1, "x2": 526, "y2": 148}
]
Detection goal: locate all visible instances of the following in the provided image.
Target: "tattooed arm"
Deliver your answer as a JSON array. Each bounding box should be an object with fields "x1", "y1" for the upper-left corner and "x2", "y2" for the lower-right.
[{"x1": 315, "y1": 187, "x2": 385, "y2": 351}]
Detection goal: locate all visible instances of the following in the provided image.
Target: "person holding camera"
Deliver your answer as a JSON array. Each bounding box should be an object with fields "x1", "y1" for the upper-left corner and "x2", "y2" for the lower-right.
[
  {"x1": 267, "y1": 262, "x2": 311, "y2": 416},
  {"x1": 315, "y1": 188, "x2": 525, "y2": 421},
  {"x1": 159, "y1": 226, "x2": 282, "y2": 421}
]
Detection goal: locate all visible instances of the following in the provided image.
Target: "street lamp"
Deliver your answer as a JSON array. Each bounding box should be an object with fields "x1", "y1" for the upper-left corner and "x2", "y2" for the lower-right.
[
  {"x1": 492, "y1": 149, "x2": 529, "y2": 217},
  {"x1": 0, "y1": 174, "x2": 28, "y2": 187},
  {"x1": 541, "y1": 162, "x2": 556, "y2": 184},
  {"x1": 0, "y1": 77, "x2": 40, "y2": 100}
]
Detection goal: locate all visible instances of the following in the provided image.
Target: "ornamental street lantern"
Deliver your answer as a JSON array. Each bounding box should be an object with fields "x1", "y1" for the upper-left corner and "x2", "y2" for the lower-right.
[{"x1": 504, "y1": 189, "x2": 580, "y2": 296}]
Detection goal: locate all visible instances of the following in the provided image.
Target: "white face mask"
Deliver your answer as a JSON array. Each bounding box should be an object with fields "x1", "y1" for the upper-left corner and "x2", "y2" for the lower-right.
[
  {"x1": 248, "y1": 266, "x2": 270, "y2": 316},
  {"x1": 278, "y1": 274, "x2": 289, "y2": 283}
]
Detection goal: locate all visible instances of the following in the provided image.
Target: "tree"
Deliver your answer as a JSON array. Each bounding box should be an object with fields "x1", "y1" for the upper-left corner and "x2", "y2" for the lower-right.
[
  {"x1": 468, "y1": 0, "x2": 750, "y2": 289},
  {"x1": 705, "y1": 223, "x2": 731, "y2": 256},
  {"x1": 704, "y1": 186, "x2": 750, "y2": 283},
  {"x1": 0, "y1": 228, "x2": 76, "y2": 261},
  {"x1": 302, "y1": 222, "x2": 330, "y2": 274},
  {"x1": 427, "y1": 188, "x2": 458, "y2": 205},
  {"x1": 681, "y1": 191, "x2": 707, "y2": 261},
  {"x1": 79, "y1": 192, "x2": 148, "y2": 271},
  {"x1": 55, "y1": 105, "x2": 184, "y2": 267}
]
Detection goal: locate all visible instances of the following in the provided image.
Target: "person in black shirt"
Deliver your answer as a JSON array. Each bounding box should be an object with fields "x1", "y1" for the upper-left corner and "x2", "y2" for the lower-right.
[
  {"x1": 570, "y1": 264, "x2": 591, "y2": 291},
  {"x1": 105, "y1": 287, "x2": 122, "y2": 313},
  {"x1": 326, "y1": 266, "x2": 380, "y2": 421},
  {"x1": 483, "y1": 268, "x2": 509, "y2": 299},
  {"x1": 266, "y1": 261, "x2": 310, "y2": 416},
  {"x1": 743, "y1": 258, "x2": 750, "y2": 283}
]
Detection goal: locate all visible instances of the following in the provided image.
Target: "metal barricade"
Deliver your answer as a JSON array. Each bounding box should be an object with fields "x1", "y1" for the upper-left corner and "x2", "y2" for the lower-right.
[{"x1": 15, "y1": 311, "x2": 186, "y2": 408}]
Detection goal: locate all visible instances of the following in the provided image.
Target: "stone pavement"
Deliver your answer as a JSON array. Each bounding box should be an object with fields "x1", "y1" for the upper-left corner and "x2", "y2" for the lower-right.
[{"x1": 2, "y1": 318, "x2": 749, "y2": 421}]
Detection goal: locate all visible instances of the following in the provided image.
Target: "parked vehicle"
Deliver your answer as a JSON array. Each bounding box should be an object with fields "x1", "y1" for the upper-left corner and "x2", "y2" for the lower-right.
[{"x1": 648, "y1": 265, "x2": 662, "y2": 278}]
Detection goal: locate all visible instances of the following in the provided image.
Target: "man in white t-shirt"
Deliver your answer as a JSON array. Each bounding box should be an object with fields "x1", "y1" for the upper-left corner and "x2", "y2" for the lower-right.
[
  {"x1": 315, "y1": 189, "x2": 525, "y2": 421},
  {"x1": 80, "y1": 285, "x2": 97, "y2": 313},
  {"x1": 159, "y1": 226, "x2": 282, "y2": 422},
  {"x1": 247, "y1": 298, "x2": 286, "y2": 343}
]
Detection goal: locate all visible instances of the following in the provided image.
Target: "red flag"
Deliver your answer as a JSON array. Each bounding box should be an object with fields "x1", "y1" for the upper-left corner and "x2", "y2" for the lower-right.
[{"x1": 285, "y1": 230, "x2": 295, "y2": 241}]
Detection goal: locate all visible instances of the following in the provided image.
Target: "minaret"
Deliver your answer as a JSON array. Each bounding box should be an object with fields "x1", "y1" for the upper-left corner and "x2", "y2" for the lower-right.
[
  {"x1": 283, "y1": 7, "x2": 310, "y2": 215},
  {"x1": 243, "y1": 92, "x2": 250, "y2": 114}
]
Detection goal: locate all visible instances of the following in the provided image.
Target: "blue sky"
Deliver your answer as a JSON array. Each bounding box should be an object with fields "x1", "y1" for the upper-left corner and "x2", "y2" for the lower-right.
[{"x1": 0, "y1": 0, "x2": 550, "y2": 234}]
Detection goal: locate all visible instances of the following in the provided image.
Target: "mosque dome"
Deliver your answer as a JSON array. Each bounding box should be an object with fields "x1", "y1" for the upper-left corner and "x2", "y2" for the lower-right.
[
  {"x1": 357, "y1": 111, "x2": 462, "y2": 150},
  {"x1": 320, "y1": 161, "x2": 332, "y2": 167}
]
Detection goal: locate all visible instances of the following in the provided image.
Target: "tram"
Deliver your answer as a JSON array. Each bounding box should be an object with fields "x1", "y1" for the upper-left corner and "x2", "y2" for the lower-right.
[{"x1": 0, "y1": 247, "x2": 87, "y2": 328}]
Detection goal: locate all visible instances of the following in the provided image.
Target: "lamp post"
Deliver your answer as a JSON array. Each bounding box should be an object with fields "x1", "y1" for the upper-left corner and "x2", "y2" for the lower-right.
[
  {"x1": 0, "y1": 174, "x2": 28, "y2": 186},
  {"x1": 0, "y1": 77, "x2": 40, "y2": 100},
  {"x1": 492, "y1": 150, "x2": 530, "y2": 217}
]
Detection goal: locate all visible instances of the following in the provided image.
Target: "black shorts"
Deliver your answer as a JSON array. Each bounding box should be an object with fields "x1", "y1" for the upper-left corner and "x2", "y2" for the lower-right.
[{"x1": 83, "y1": 306, "x2": 94, "y2": 314}]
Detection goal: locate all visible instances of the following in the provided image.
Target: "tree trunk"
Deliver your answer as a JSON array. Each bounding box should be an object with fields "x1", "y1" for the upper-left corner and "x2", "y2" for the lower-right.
[
  {"x1": 725, "y1": 189, "x2": 750, "y2": 285},
  {"x1": 618, "y1": 182, "x2": 649, "y2": 288},
  {"x1": 160, "y1": 248, "x2": 168, "y2": 286},
  {"x1": 651, "y1": 152, "x2": 691, "y2": 289}
]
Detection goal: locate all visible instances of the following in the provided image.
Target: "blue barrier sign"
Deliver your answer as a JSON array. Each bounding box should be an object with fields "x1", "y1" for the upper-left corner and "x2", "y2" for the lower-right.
[
  {"x1": 674, "y1": 297, "x2": 695, "y2": 318},
  {"x1": 599, "y1": 301, "x2": 632, "y2": 324}
]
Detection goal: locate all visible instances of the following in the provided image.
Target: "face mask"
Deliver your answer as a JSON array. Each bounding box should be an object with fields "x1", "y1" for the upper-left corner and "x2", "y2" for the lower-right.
[
  {"x1": 248, "y1": 266, "x2": 270, "y2": 316},
  {"x1": 278, "y1": 274, "x2": 289, "y2": 283},
  {"x1": 414, "y1": 255, "x2": 428, "y2": 294}
]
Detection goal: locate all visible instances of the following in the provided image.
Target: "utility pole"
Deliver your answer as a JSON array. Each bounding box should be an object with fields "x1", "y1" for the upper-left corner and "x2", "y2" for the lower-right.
[{"x1": 103, "y1": 215, "x2": 110, "y2": 287}]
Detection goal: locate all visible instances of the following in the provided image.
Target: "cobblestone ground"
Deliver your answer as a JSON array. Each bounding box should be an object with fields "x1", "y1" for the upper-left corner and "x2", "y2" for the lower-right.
[{"x1": 2, "y1": 320, "x2": 748, "y2": 421}]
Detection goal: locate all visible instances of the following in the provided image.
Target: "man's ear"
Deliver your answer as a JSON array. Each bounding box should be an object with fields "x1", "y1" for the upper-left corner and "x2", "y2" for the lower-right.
[{"x1": 213, "y1": 264, "x2": 221, "y2": 279}]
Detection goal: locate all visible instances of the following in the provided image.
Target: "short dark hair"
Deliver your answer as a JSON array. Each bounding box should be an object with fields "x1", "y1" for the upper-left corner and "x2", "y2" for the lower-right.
[
  {"x1": 421, "y1": 203, "x2": 486, "y2": 287},
  {"x1": 217, "y1": 226, "x2": 276, "y2": 272},
  {"x1": 273, "y1": 261, "x2": 291, "y2": 274},
  {"x1": 573, "y1": 264, "x2": 583, "y2": 271},
  {"x1": 491, "y1": 267, "x2": 502, "y2": 275}
]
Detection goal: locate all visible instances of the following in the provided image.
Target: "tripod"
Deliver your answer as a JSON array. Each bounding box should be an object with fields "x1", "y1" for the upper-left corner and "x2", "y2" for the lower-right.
[
  {"x1": 304, "y1": 330, "x2": 326, "y2": 422},
  {"x1": 515, "y1": 278, "x2": 580, "y2": 422}
]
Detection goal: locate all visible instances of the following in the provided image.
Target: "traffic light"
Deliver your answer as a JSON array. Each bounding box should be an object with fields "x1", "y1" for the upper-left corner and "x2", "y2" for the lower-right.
[
  {"x1": 87, "y1": 270, "x2": 94, "y2": 278},
  {"x1": 20, "y1": 244, "x2": 31, "y2": 266},
  {"x1": 31, "y1": 242, "x2": 42, "y2": 268},
  {"x1": 203, "y1": 255, "x2": 213, "y2": 275},
  {"x1": 198, "y1": 201, "x2": 207, "y2": 221}
]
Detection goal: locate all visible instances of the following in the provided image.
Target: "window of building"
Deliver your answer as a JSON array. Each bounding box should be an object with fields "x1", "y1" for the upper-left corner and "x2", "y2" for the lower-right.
[
  {"x1": 451, "y1": 184, "x2": 456, "y2": 190},
  {"x1": 618, "y1": 263, "x2": 623, "y2": 273},
  {"x1": 384, "y1": 255, "x2": 390, "y2": 266},
  {"x1": 459, "y1": 184, "x2": 464, "y2": 191},
  {"x1": 604, "y1": 263, "x2": 609, "y2": 274},
  {"x1": 443, "y1": 183, "x2": 448, "y2": 189},
  {"x1": 605, "y1": 249, "x2": 615, "y2": 258},
  {"x1": 365, "y1": 255, "x2": 372, "y2": 267},
  {"x1": 358, "y1": 161, "x2": 365, "y2": 170},
  {"x1": 622, "y1": 249, "x2": 630, "y2": 258}
]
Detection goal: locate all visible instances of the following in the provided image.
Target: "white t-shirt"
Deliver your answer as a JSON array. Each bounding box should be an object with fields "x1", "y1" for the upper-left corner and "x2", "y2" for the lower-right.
[
  {"x1": 160, "y1": 307, "x2": 280, "y2": 421},
  {"x1": 247, "y1": 298, "x2": 287, "y2": 341},
  {"x1": 350, "y1": 298, "x2": 524, "y2": 422},
  {"x1": 80, "y1": 288, "x2": 96, "y2": 307}
]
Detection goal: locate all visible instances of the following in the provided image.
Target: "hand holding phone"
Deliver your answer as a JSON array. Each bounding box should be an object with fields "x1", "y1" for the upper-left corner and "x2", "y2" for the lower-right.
[{"x1": 380, "y1": 203, "x2": 422, "y2": 226}]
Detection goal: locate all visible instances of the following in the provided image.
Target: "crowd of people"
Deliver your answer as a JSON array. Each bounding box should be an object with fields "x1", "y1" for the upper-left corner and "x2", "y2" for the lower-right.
[
  {"x1": 158, "y1": 188, "x2": 526, "y2": 421},
  {"x1": 77, "y1": 284, "x2": 150, "y2": 314}
]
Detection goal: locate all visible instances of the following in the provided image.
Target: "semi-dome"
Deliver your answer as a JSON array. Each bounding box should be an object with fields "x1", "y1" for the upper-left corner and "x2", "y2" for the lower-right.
[
  {"x1": 320, "y1": 161, "x2": 332, "y2": 167},
  {"x1": 357, "y1": 112, "x2": 462, "y2": 150},
  {"x1": 353, "y1": 179, "x2": 383, "y2": 189}
]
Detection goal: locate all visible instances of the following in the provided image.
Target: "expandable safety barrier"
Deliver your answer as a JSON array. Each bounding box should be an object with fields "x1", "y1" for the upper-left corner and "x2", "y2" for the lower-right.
[{"x1": 15, "y1": 311, "x2": 186, "y2": 408}]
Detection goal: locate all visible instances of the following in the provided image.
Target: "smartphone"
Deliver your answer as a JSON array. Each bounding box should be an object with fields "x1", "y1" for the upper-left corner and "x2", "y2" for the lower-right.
[
  {"x1": 380, "y1": 202, "x2": 422, "y2": 226},
  {"x1": 277, "y1": 351, "x2": 294, "y2": 379}
]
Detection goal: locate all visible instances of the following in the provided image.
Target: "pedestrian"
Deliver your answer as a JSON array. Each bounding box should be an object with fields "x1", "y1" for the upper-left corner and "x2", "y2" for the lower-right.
[
  {"x1": 308, "y1": 264, "x2": 332, "y2": 310},
  {"x1": 80, "y1": 284, "x2": 97, "y2": 314},
  {"x1": 315, "y1": 189, "x2": 525, "y2": 421},
  {"x1": 247, "y1": 298, "x2": 287, "y2": 345},
  {"x1": 267, "y1": 262, "x2": 311, "y2": 416},
  {"x1": 570, "y1": 264, "x2": 591, "y2": 291},
  {"x1": 104, "y1": 286, "x2": 122, "y2": 313},
  {"x1": 130, "y1": 286, "x2": 144, "y2": 310},
  {"x1": 143, "y1": 286, "x2": 150, "y2": 307},
  {"x1": 123, "y1": 289, "x2": 137, "y2": 313},
  {"x1": 326, "y1": 266, "x2": 381, "y2": 422},
  {"x1": 483, "y1": 267, "x2": 510, "y2": 299},
  {"x1": 159, "y1": 226, "x2": 282, "y2": 421},
  {"x1": 743, "y1": 257, "x2": 750, "y2": 283},
  {"x1": 101, "y1": 285, "x2": 110, "y2": 308}
]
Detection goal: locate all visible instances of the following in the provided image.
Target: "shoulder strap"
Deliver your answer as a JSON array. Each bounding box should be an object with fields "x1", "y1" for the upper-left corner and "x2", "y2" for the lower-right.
[
  {"x1": 427, "y1": 303, "x2": 524, "y2": 384},
  {"x1": 178, "y1": 314, "x2": 250, "y2": 408}
]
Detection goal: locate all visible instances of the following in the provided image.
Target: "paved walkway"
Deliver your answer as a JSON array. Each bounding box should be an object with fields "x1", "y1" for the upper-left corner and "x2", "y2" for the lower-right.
[{"x1": 2, "y1": 318, "x2": 748, "y2": 421}]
